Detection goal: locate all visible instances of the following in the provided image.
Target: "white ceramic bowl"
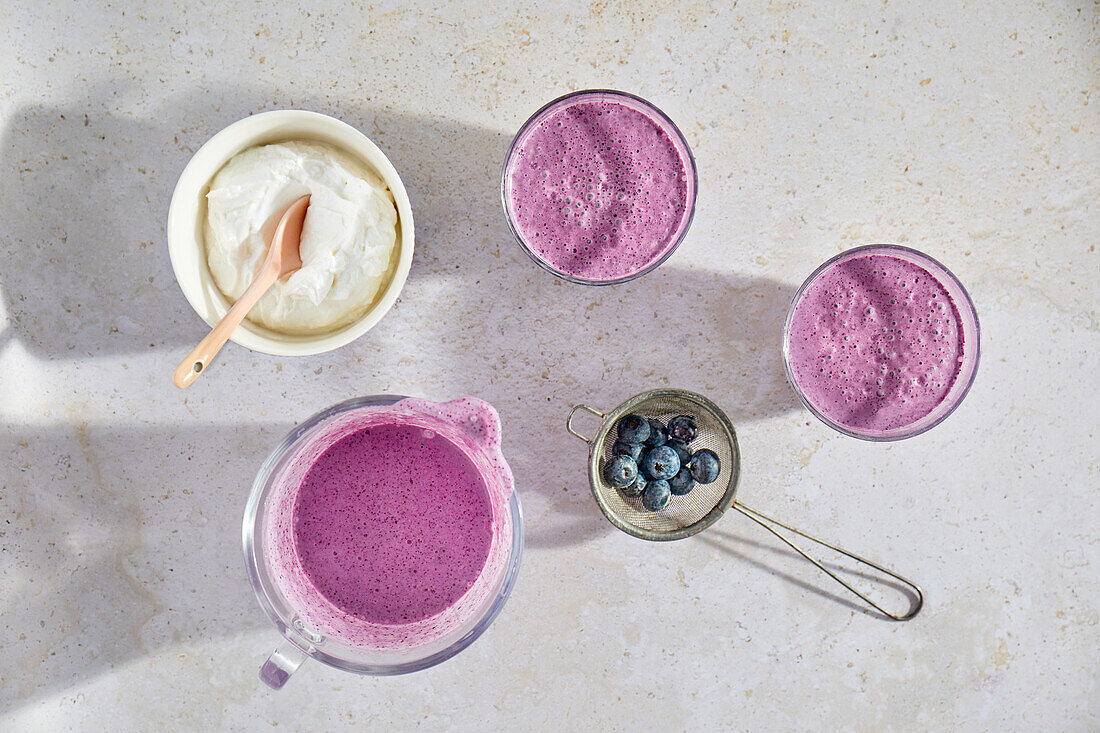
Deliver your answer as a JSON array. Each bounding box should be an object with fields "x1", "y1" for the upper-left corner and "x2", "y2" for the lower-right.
[{"x1": 167, "y1": 110, "x2": 414, "y2": 356}]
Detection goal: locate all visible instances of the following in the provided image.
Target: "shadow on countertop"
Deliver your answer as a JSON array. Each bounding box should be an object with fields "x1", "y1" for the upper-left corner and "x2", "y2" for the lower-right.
[
  {"x1": 360, "y1": 106, "x2": 803, "y2": 550},
  {"x1": 0, "y1": 98, "x2": 198, "y2": 359},
  {"x1": 698, "y1": 527, "x2": 923, "y2": 621},
  {"x1": 0, "y1": 84, "x2": 812, "y2": 712},
  {"x1": 0, "y1": 420, "x2": 293, "y2": 713},
  {"x1": 0, "y1": 87, "x2": 802, "y2": 554},
  {"x1": 0, "y1": 86, "x2": 520, "y2": 363}
]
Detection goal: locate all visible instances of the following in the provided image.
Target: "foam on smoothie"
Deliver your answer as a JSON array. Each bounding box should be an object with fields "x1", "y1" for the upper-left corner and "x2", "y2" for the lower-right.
[
  {"x1": 262, "y1": 398, "x2": 514, "y2": 650},
  {"x1": 293, "y1": 424, "x2": 493, "y2": 625},
  {"x1": 505, "y1": 93, "x2": 693, "y2": 281},
  {"x1": 787, "y1": 254, "x2": 966, "y2": 433}
]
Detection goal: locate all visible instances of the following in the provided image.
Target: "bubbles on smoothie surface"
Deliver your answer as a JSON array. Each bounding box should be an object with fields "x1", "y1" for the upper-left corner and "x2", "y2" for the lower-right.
[
  {"x1": 506, "y1": 99, "x2": 690, "y2": 280},
  {"x1": 292, "y1": 424, "x2": 493, "y2": 626},
  {"x1": 788, "y1": 254, "x2": 965, "y2": 432}
]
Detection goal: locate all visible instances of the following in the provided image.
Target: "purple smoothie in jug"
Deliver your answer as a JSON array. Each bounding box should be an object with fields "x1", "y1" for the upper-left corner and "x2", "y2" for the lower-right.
[
  {"x1": 785, "y1": 246, "x2": 979, "y2": 439},
  {"x1": 503, "y1": 90, "x2": 696, "y2": 283},
  {"x1": 293, "y1": 423, "x2": 493, "y2": 625},
  {"x1": 261, "y1": 397, "x2": 515, "y2": 651}
]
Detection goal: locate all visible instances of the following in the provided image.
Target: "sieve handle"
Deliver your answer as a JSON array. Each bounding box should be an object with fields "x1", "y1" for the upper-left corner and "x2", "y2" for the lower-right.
[
  {"x1": 732, "y1": 503, "x2": 923, "y2": 621},
  {"x1": 567, "y1": 404, "x2": 606, "y2": 443}
]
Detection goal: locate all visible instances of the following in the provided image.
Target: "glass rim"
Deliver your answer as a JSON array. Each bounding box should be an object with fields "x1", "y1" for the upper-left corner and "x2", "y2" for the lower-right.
[
  {"x1": 782, "y1": 244, "x2": 982, "y2": 442},
  {"x1": 499, "y1": 88, "x2": 698, "y2": 286},
  {"x1": 242, "y1": 395, "x2": 525, "y2": 676}
]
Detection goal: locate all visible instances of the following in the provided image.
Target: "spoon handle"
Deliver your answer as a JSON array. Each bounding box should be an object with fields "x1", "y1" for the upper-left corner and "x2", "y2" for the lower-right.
[{"x1": 172, "y1": 263, "x2": 280, "y2": 388}]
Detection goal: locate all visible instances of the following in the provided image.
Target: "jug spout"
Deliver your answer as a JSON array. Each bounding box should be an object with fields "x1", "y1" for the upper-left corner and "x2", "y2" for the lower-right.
[{"x1": 396, "y1": 397, "x2": 515, "y2": 497}]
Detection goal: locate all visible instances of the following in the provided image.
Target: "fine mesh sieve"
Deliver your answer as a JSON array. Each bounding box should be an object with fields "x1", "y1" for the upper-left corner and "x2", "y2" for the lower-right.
[
  {"x1": 568, "y1": 389, "x2": 739, "y2": 540},
  {"x1": 567, "y1": 388, "x2": 924, "y2": 621}
]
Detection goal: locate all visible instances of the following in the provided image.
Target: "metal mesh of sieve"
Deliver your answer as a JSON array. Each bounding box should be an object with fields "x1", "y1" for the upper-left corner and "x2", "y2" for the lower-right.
[{"x1": 575, "y1": 389, "x2": 741, "y2": 541}]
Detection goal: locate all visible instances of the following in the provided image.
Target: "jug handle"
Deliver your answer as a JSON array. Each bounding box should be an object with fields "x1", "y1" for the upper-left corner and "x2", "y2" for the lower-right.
[{"x1": 259, "y1": 640, "x2": 307, "y2": 690}]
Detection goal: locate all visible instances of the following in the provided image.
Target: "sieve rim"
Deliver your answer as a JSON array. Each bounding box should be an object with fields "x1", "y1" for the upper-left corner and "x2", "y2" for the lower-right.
[{"x1": 585, "y1": 389, "x2": 741, "y2": 541}]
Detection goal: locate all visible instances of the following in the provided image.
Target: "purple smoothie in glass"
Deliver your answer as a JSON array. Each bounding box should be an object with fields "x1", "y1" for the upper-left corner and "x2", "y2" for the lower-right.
[
  {"x1": 785, "y1": 246, "x2": 979, "y2": 439},
  {"x1": 503, "y1": 90, "x2": 696, "y2": 283}
]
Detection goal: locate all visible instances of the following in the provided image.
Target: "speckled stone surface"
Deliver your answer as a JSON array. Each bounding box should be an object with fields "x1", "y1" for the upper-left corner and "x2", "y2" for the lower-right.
[{"x1": 1, "y1": 2, "x2": 1096, "y2": 730}]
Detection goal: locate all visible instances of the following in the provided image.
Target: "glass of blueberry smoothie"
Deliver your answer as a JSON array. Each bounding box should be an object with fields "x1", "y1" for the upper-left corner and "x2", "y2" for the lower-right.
[
  {"x1": 501, "y1": 89, "x2": 698, "y2": 285},
  {"x1": 783, "y1": 244, "x2": 980, "y2": 441},
  {"x1": 243, "y1": 395, "x2": 523, "y2": 688}
]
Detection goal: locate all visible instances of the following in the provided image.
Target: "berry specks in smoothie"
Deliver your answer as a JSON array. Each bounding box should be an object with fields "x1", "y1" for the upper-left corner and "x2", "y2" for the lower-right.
[
  {"x1": 506, "y1": 95, "x2": 692, "y2": 282},
  {"x1": 787, "y1": 253, "x2": 966, "y2": 433},
  {"x1": 293, "y1": 424, "x2": 493, "y2": 626}
]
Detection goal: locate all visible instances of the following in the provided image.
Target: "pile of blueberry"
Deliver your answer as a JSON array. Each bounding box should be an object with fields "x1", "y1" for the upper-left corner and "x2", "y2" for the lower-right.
[{"x1": 602, "y1": 413, "x2": 721, "y2": 511}]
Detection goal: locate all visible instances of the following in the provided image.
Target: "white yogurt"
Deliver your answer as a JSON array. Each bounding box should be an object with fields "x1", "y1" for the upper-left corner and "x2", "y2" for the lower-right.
[{"x1": 204, "y1": 141, "x2": 398, "y2": 333}]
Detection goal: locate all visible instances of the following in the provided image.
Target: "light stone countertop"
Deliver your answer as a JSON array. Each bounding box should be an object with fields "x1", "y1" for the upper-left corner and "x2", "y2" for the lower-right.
[{"x1": 1, "y1": 2, "x2": 1096, "y2": 731}]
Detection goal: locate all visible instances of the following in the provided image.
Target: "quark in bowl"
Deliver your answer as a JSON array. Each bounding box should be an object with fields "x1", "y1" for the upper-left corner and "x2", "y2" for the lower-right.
[
  {"x1": 205, "y1": 141, "x2": 398, "y2": 334},
  {"x1": 167, "y1": 110, "x2": 414, "y2": 357}
]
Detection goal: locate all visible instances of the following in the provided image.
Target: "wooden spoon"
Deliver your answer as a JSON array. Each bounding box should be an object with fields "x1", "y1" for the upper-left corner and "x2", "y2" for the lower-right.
[{"x1": 172, "y1": 194, "x2": 310, "y2": 388}]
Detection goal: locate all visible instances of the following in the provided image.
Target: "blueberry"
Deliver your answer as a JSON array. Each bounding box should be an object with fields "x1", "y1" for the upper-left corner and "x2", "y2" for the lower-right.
[
  {"x1": 621, "y1": 474, "x2": 646, "y2": 498},
  {"x1": 643, "y1": 418, "x2": 668, "y2": 447},
  {"x1": 669, "y1": 467, "x2": 695, "y2": 496},
  {"x1": 603, "y1": 455, "x2": 638, "y2": 489},
  {"x1": 667, "y1": 438, "x2": 692, "y2": 468},
  {"x1": 642, "y1": 479, "x2": 672, "y2": 511},
  {"x1": 616, "y1": 414, "x2": 650, "y2": 444},
  {"x1": 612, "y1": 440, "x2": 644, "y2": 462},
  {"x1": 690, "y1": 449, "x2": 720, "y2": 484},
  {"x1": 668, "y1": 415, "x2": 698, "y2": 443},
  {"x1": 640, "y1": 444, "x2": 680, "y2": 480}
]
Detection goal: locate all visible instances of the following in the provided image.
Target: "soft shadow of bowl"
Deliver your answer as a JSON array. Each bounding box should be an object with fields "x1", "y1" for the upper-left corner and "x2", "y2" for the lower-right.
[{"x1": 0, "y1": 100, "x2": 211, "y2": 359}]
